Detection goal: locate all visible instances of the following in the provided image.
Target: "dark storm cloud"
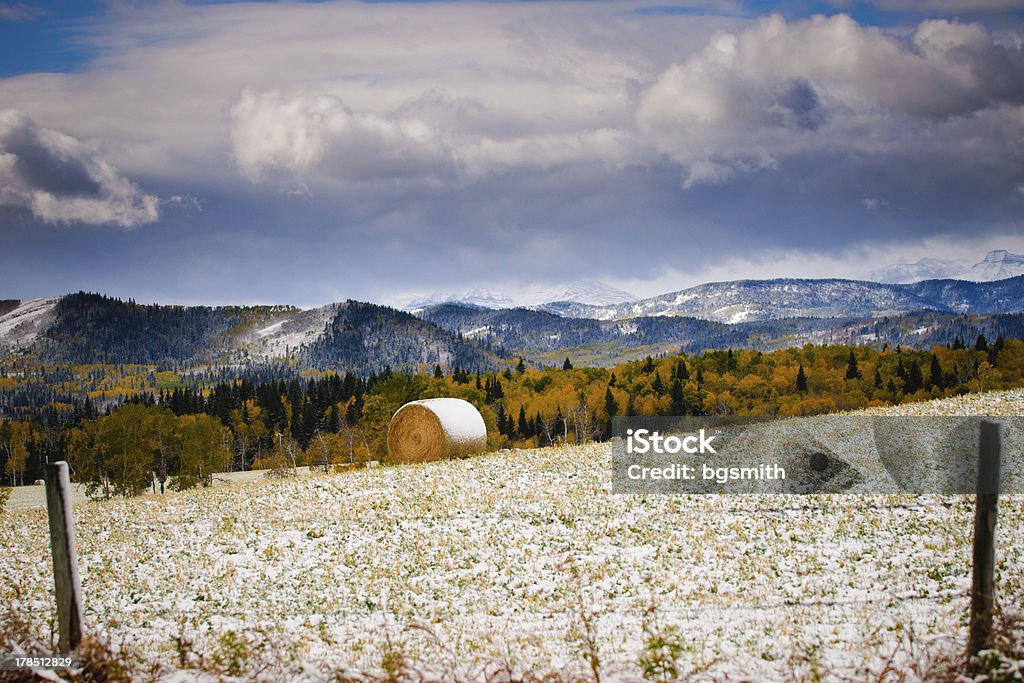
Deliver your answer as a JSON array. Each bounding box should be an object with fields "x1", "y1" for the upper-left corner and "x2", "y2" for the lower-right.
[
  {"x1": 4, "y1": 122, "x2": 102, "y2": 197},
  {"x1": 0, "y1": 110, "x2": 159, "y2": 227}
]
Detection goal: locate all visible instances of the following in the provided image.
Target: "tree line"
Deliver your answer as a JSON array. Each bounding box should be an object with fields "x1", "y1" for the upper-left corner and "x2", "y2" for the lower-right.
[{"x1": 2, "y1": 335, "x2": 1024, "y2": 494}]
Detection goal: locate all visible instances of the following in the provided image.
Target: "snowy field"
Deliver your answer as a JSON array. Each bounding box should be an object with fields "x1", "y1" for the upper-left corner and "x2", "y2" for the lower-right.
[
  {"x1": 3, "y1": 467, "x2": 329, "y2": 512},
  {"x1": 2, "y1": 392, "x2": 1024, "y2": 681}
]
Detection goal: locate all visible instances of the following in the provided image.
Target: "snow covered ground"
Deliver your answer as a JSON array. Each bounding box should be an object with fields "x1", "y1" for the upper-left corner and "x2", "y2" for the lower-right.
[
  {"x1": 237, "y1": 303, "x2": 338, "y2": 361},
  {"x1": 2, "y1": 391, "x2": 1023, "y2": 680},
  {"x1": 0, "y1": 297, "x2": 58, "y2": 348}
]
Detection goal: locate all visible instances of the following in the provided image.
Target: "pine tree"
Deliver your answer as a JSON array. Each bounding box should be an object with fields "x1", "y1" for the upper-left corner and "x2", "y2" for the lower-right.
[
  {"x1": 669, "y1": 378, "x2": 685, "y2": 414},
  {"x1": 625, "y1": 393, "x2": 637, "y2": 417},
  {"x1": 989, "y1": 336, "x2": 1005, "y2": 364},
  {"x1": 975, "y1": 334, "x2": 989, "y2": 352},
  {"x1": 845, "y1": 350, "x2": 862, "y2": 380},
  {"x1": 562, "y1": 357, "x2": 573, "y2": 370},
  {"x1": 516, "y1": 357, "x2": 526, "y2": 374},
  {"x1": 929, "y1": 354, "x2": 944, "y2": 390},
  {"x1": 796, "y1": 364, "x2": 808, "y2": 393},
  {"x1": 605, "y1": 387, "x2": 619, "y2": 419},
  {"x1": 433, "y1": 364, "x2": 443, "y2": 379},
  {"x1": 652, "y1": 372, "x2": 665, "y2": 396},
  {"x1": 906, "y1": 362, "x2": 924, "y2": 393},
  {"x1": 496, "y1": 403, "x2": 508, "y2": 437},
  {"x1": 517, "y1": 405, "x2": 529, "y2": 438}
]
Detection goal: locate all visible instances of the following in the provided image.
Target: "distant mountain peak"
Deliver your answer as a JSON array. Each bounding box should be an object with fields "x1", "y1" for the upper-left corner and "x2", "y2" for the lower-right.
[
  {"x1": 867, "y1": 257, "x2": 967, "y2": 284},
  {"x1": 399, "y1": 279, "x2": 637, "y2": 311},
  {"x1": 868, "y1": 249, "x2": 1024, "y2": 284},
  {"x1": 968, "y1": 249, "x2": 1024, "y2": 282}
]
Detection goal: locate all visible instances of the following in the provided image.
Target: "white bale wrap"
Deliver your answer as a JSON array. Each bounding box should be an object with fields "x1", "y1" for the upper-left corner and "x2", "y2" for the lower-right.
[{"x1": 387, "y1": 398, "x2": 488, "y2": 463}]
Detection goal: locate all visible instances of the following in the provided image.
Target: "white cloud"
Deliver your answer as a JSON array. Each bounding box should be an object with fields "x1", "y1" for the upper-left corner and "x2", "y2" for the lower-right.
[
  {"x1": 230, "y1": 88, "x2": 459, "y2": 185},
  {"x1": 0, "y1": 109, "x2": 159, "y2": 228},
  {"x1": 0, "y1": 2, "x2": 43, "y2": 22},
  {"x1": 0, "y1": 1, "x2": 737, "y2": 191},
  {"x1": 869, "y1": 0, "x2": 1024, "y2": 12},
  {"x1": 636, "y1": 13, "x2": 1024, "y2": 186}
]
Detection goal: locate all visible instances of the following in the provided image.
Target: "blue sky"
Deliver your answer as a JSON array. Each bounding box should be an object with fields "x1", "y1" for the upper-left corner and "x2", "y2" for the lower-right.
[{"x1": 2, "y1": 0, "x2": 1024, "y2": 307}]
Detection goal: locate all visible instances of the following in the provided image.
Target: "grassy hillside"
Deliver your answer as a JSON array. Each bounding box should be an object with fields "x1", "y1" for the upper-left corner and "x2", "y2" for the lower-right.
[{"x1": 2, "y1": 391, "x2": 1023, "y2": 681}]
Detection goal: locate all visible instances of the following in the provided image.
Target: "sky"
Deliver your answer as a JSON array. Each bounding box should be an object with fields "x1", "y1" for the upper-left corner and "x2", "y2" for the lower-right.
[{"x1": 2, "y1": 0, "x2": 1024, "y2": 308}]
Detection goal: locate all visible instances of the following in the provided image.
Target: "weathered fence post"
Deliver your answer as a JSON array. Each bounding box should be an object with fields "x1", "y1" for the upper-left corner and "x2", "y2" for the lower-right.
[
  {"x1": 44, "y1": 461, "x2": 83, "y2": 653},
  {"x1": 969, "y1": 420, "x2": 1002, "y2": 658}
]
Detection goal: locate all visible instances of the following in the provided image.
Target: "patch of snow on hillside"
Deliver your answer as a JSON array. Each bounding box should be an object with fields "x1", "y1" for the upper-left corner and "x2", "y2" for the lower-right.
[
  {"x1": 243, "y1": 304, "x2": 339, "y2": 360},
  {"x1": 0, "y1": 297, "x2": 58, "y2": 347}
]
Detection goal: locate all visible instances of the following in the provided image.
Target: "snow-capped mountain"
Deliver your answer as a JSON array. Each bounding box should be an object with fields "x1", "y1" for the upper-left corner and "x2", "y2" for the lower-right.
[
  {"x1": 867, "y1": 257, "x2": 967, "y2": 284},
  {"x1": 401, "y1": 279, "x2": 637, "y2": 311},
  {"x1": 540, "y1": 276, "x2": 1024, "y2": 323},
  {"x1": 402, "y1": 289, "x2": 517, "y2": 311},
  {"x1": 966, "y1": 249, "x2": 1024, "y2": 281},
  {"x1": 868, "y1": 250, "x2": 1024, "y2": 284}
]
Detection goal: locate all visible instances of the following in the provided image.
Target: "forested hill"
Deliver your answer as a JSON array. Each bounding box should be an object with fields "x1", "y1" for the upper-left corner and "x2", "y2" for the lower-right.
[
  {"x1": 37, "y1": 293, "x2": 294, "y2": 366},
  {"x1": 303, "y1": 300, "x2": 499, "y2": 374},
  {"x1": 3, "y1": 293, "x2": 500, "y2": 372},
  {"x1": 6, "y1": 290, "x2": 1024, "y2": 373}
]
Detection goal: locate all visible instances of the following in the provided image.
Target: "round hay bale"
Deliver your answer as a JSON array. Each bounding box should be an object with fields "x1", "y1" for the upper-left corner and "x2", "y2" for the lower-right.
[{"x1": 387, "y1": 398, "x2": 487, "y2": 463}]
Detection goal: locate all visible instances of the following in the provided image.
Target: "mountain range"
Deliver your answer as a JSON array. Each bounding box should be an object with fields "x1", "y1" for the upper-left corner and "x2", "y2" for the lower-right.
[
  {"x1": 866, "y1": 249, "x2": 1024, "y2": 284},
  {"x1": 399, "y1": 279, "x2": 637, "y2": 311},
  {"x1": 537, "y1": 275, "x2": 1024, "y2": 323},
  {"x1": 394, "y1": 250, "x2": 1024, "y2": 312},
  {"x1": 3, "y1": 270, "x2": 1024, "y2": 371}
]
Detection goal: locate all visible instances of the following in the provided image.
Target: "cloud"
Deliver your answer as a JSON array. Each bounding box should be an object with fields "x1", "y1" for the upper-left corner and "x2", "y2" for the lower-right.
[
  {"x1": 229, "y1": 86, "x2": 654, "y2": 186},
  {"x1": 636, "y1": 13, "x2": 1024, "y2": 186},
  {"x1": 0, "y1": 109, "x2": 159, "y2": 228},
  {"x1": 868, "y1": 0, "x2": 1024, "y2": 12},
  {"x1": 1, "y1": 2, "x2": 1023, "y2": 304},
  {"x1": 230, "y1": 88, "x2": 460, "y2": 185},
  {"x1": 0, "y1": 2, "x2": 43, "y2": 22}
]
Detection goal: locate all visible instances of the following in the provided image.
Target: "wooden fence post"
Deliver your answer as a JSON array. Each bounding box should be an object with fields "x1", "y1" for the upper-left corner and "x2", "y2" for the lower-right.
[
  {"x1": 969, "y1": 420, "x2": 1002, "y2": 658},
  {"x1": 44, "y1": 461, "x2": 83, "y2": 653}
]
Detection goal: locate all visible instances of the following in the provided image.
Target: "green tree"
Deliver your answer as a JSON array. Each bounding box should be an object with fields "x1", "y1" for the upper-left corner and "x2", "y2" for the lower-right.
[
  {"x1": 796, "y1": 364, "x2": 808, "y2": 393},
  {"x1": 845, "y1": 350, "x2": 862, "y2": 380},
  {"x1": 69, "y1": 404, "x2": 158, "y2": 499},
  {"x1": 929, "y1": 354, "x2": 944, "y2": 390},
  {"x1": 173, "y1": 414, "x2": 231, "y2": 489},
  {"x1": 605, "y1": 387, "x2": 619, "y2": 419},
  {"x1": 668, "y1": 378, "x2": 685, "y2": 414},
  {"x1": 905, "y1": 362, "x2": 924, "y2": 393}
]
